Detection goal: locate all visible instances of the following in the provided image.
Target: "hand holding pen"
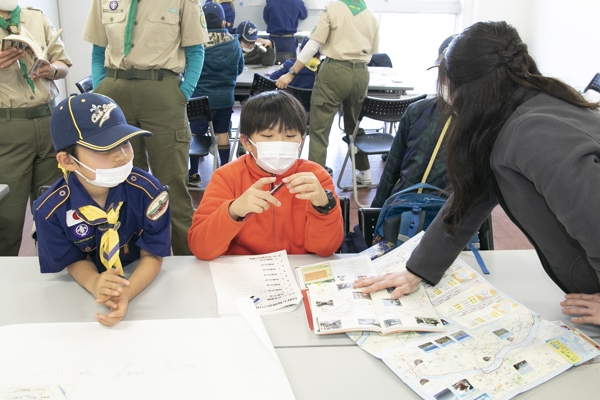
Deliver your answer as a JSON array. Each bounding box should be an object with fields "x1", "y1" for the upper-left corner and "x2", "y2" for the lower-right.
[{"x1": 228, "y1": 177, "x2": 284, "y2": 221}]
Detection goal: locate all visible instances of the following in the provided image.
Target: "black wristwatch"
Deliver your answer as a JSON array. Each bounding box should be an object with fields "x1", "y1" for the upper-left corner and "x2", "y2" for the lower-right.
[
  {"x1": 312, "y1": 189, "x2": 336, "y2": 214},
  {"x1": 288, "y1": 67, "x2": 298, "y2": 76}
]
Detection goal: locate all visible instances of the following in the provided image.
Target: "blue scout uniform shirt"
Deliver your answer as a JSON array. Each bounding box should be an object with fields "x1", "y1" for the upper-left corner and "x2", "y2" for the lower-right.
[{"x1": 33, "y1": 167, "x2": 171, "y2": 273}]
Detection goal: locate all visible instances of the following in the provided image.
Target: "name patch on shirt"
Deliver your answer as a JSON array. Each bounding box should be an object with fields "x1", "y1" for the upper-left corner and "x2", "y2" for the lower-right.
[{"x1": 146, "y1": 191, "x2": 169, "y2": 221}]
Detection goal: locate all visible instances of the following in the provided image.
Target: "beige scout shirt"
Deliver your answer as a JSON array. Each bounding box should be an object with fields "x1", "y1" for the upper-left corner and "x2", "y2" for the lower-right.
[
  {"x1": 0, "y1": 7, "x2": 72, "y2": 109},
  {"x1": 309, "y1": 1, "x2": 379, "y2": 62},
  {"x1": 82, "y1": 0, "x2": 209, "y2": 73}
]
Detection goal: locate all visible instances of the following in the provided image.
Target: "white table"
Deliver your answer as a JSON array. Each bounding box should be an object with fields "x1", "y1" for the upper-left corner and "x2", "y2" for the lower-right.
[
  {"x1": 0, "y1": 184, "x2": 8, "y2": 200},
  {"x1": 235, "y1": 66, "x2": 414, "y2": 97},
  {"x1": 1, "y1": 251, "x2": 599, "y2": 399}
]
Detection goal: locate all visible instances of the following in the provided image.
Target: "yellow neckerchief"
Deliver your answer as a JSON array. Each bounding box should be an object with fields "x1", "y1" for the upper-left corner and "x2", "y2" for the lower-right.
[
  {"x1": 77, "y1": 202, "x2": 124, "y2": 275},
  {"x1": 305, "y1": 57, "x2": 320, "y2": 73}
]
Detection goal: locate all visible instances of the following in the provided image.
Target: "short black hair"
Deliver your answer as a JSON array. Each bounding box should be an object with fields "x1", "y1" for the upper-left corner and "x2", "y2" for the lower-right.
[
  {"x1": 239, "y1": 91, "x2": 307, "y2": 138},
  {"x1": 206, "y1": 14, "x2": 224, "y2": 29},
  {"x1": 58, "y1": 144, "x2": 78, "y2": 157}
]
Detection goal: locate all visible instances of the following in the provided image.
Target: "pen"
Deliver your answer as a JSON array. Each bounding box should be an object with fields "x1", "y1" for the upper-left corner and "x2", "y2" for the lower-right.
[
  {"x1": 241, "y1": 182, "x2": 285, "y2": 221},
  {"x1": 250, "y1": 295, "x2": 261, "y2": 304},
  {"x1": 269, "y1": 182, "x2": 285, "y2": 195}
]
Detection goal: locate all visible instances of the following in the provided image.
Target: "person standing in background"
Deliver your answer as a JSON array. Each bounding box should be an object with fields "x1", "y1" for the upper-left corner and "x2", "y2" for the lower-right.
[
  {"x1": 205, "y1": 0, "x2": 235, "y2": 33},
  {"x1": 82, "y1": 0, "x2": 209, "y2": 255},
  {"x1": 263, "y1": 0, "x2": 307, "y2": 53},
  {"x1": 188, "y1": 2, "x2": 244, "y2": 186},
  {"x1": 275, "y1": 0, "x2": 379, "y2": 184},
  {"x1": 0, "y1": 0, "x2": 71, "y2": 256}
]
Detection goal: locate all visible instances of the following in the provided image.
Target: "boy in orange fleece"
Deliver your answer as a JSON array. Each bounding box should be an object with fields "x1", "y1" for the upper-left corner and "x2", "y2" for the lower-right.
[{"x1": 188, "y1": 90, "x2": 343, "y2": 260}]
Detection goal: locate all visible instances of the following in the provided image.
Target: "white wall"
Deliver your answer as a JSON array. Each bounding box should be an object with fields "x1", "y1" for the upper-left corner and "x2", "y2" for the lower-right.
[{"x1": 19, "y1": 0, "x2": 600, "y2": 101}]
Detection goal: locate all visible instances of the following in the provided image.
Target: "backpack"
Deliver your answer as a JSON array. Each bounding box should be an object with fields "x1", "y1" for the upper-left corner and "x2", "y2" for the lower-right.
[{"x1": 373, "y1": 183, "x2": 449, "y2": 245}]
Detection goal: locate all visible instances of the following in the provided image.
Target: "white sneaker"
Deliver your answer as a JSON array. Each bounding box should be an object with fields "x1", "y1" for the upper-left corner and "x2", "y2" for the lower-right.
[{"x1": 356, "y1": 169, "x2": 372, "y2": 185}]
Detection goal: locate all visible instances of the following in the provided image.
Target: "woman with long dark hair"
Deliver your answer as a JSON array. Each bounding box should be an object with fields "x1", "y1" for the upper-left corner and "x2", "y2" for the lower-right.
[{"x1": 356, "y1": 21, "x2": 600, "y2": 326}]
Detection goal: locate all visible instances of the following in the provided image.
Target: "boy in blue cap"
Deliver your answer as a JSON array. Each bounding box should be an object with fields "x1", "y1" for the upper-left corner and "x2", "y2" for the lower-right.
[
  {"x1": 33, "y1": 93, "x2": 171, "y2": 327},
  {"x1": 188, "y1": 2, "x2": 245, "y2": 186},
  {"x1": 237, "y1": 20, "x2": 276, "y2": 66}
]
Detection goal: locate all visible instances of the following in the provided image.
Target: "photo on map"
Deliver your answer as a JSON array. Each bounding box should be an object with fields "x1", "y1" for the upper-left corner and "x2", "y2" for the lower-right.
[
  {"x1": 418, "y1": 342, "x2": 439, "y2": 352},
  {"x1": 382, "y1": 298, "x2": 402, "y2": 307},
  {"x1": 353, "y1": 292, "x2": 372, "y2": 300},
  {"x1": 452, "y1": 330, "x2": 471, "y2": 341},
  {"x1": 383, "y1": 318, "x2": 402, "y2": 328},
  {"x1": 318, "y1": 318, "x2": 341, "y2": 331},
  {"x1": 435, "y1": 336, "x2": 455, "y2": 347},
  {"x1": 316, "y1": 300, "x2": 334, "y2": 307},
  {"x1": 513, "y1": 360, "x2": 534, "y2": 375},
  {"x1": 433, "y1": 388, "x2": 456, "y2": 400},
  {"x1": 452, "y1": 378, "x2": 474, "y2": 395}
]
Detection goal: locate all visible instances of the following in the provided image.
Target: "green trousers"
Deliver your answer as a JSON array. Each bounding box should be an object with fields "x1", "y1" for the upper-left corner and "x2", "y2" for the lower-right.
[
  {"x1": 96, "y1": 76, "x2": 193, "y2": 255},
  {"x1": 308, "y1": 58, "x2": 370, "y2": 171},
  {"x1": 0, "y1": 114, "x2": 60, "y2": 255}
]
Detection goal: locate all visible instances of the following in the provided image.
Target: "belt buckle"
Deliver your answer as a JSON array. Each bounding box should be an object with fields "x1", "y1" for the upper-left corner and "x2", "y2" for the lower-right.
[{"x1": 124, "y1": 69, "x2": 137, "y2": 80}]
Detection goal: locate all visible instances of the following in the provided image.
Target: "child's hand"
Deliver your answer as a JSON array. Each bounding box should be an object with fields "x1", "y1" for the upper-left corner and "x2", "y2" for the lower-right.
[
  {"x1": 95, "y1": 294, "x2": 130, "y2": 327},
  {"x1": 228, "y1": 177, "x2": 281, "y2": 220},
  {"x1": 283, "y1": 173, "x2": 329, "y2": 208},
  {"x1": 92, "y1": 267, "x2": 130, "y2": 303}
]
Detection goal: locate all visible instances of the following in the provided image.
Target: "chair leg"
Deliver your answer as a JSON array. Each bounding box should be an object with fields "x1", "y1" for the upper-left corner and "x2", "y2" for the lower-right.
[
  {"x1": 336, "y1": 141, "x2": 368, "y2": 208},
  {"x1": 229, "y1": 128, "x2": 240, "y2": 162},
  {"x1": 209, "y1": 122, "x2": 218, "y2": 171}
]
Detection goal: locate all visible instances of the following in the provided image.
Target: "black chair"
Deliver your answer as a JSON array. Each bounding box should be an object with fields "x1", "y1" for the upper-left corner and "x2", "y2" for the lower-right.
[
  {"x1": 286, "y1": 85, "x2": 313, "y2": 154},
  {"x1": 584, "y1": 73, "x2": 600, "y2": 93},
  {"x1": 336, "y1": 94, "x2": 427, "y2": 207},
  {"x1": 275, "y1": 51, "x2": 297, "y2": 65},
  {"x1": 358, "y1": 207, "x2": 494, "y2": 250},
  {"x1": 250, "y1": 73, "x2": 277, "y2": 97},
  {"x1": 75, "y1": 75, "x2": 93, "y2": 93},
  {"x1": 336, "y1": 196, "x2": 350, "y2": 253},
  {"x1": 187, "y1": 96, "x2": 218, "y2": 174}
]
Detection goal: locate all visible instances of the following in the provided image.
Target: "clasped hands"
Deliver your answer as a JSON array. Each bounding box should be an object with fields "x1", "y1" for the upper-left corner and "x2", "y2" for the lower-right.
[{"x1": 92, "y1": 267, "x2": 131, "y2": 327}]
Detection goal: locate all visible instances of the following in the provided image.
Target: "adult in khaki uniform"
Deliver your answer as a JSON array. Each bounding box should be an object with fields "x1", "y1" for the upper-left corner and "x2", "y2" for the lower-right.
[
  {"x1": 275, "y1": 0, "x2": 379, "y2": 184},
  {"x1": 82, "y1": 0, "x2": 209, "y2": 255},
  {"x1": 0, "y1": 1, "x2": 71, "y2": 256}
]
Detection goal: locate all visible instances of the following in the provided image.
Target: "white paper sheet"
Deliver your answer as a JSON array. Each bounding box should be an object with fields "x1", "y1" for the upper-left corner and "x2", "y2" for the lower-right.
[
  {"x1": 0, "y1": 315, "x2": 295, "y2": 400},
  {"x1": 209, "y1": 250, "x2": 302, "y2": 316}
]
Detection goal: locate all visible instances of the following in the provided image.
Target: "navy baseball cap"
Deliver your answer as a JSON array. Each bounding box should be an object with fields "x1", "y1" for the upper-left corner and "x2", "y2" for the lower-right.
[
  {"x1": 237, "y1": 20, "x2": 258, "y2": 42},
  {"x1": 51, "y1": 93, "x2": 151, "y2": 152},
  {"x1": 202, "y1": 2, "x2": 225, "y2": 22},
  {"x1": 427, "y1": 34, "x2": 458, "y2": 70}
]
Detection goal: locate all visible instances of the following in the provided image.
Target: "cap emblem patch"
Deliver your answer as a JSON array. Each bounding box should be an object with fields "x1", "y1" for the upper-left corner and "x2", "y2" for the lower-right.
[{"x1": 90, "y1": 103, "x2": 117, "y2": 127}]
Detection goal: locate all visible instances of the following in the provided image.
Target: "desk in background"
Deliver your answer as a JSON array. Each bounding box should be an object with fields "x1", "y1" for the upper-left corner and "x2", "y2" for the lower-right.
[
  {"x1": 235, "y1": 66, "x2": 414, "y2": 98},
  {"x1": 1, "y1": 251, "x2": 598, "y2": 399},
  {"x1": 0, "y1": 184, "x2": 8, "y2": 200}
]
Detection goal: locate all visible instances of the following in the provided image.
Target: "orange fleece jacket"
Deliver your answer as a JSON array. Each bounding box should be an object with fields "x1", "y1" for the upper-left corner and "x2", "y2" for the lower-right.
[{"x1": 188, "y1": 155, "x2": 344, "y2": 260}]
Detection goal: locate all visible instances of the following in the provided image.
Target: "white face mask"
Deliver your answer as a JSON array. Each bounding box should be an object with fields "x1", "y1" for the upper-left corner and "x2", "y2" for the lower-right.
[
  {"x1": 248, "y1": 139, "x2": 299, "y2": 175},
  {"x1": 72, "y1": 156, "x2": 133, "y2": 188},
  {"x1": 0, "y1": 0, "x2": 18, "y2": 11},
  {"x1": 242, "y1": 46, "x2": 254, "y2": 53}
]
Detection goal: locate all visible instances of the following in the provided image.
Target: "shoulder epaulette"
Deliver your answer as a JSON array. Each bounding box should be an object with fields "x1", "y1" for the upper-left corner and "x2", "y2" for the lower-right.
[
  {"x1": 35, "y1": 185, "x2": 70, "y2": 220},
  {"x1": 126, "y1": 171, "x2": 163, "y2": 200}
]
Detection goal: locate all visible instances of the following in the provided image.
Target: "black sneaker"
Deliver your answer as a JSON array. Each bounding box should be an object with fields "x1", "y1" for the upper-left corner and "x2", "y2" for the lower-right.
[
  {"x1": 324, "y1": 166, "x2": 333, "y2": 176},
  {"x1": 188, "y1": 173, "x2": 201, "y2": 187}
]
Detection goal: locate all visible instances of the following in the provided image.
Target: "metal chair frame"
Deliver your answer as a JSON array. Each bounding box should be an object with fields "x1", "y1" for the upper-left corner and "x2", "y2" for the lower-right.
[
  {"x1": 187, "y1": 96, "x2": 219, "y2": 176},
  {"x1": 336, "y1": 94, "x2": 427, "y2": 207}
]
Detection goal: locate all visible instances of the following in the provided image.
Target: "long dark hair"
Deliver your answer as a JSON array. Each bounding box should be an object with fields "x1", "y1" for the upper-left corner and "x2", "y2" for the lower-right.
[{"x1": 440, "y1": 21, "x2": 599, "y2": 234}]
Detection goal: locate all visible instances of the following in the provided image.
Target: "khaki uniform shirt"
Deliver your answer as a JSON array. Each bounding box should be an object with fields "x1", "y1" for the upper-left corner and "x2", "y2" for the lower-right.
[
  {"x1": 0, "y1": 7, "x2": 72, "y2": 108},
  {"x1": 309, "y1": 1, "x2": 379, "y2": 62},
  {"x1": 82, "y1": 0, "x2": 209, "y2": 73}
]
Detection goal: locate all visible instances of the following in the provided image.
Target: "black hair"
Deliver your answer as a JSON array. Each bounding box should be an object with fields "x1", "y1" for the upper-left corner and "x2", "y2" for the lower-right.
[
  {"x1": 57, "y1": 144, "x2": 78, "y2": 158},
  {"x1": 206, "y1": 14, "x2": 224, "y2": 30},
  {"x1": 439, "y1": 21, "x2": 599, "y2": 234},
  {"x1": 239, "y1": 91, "x2": 307, "y2": 138}
]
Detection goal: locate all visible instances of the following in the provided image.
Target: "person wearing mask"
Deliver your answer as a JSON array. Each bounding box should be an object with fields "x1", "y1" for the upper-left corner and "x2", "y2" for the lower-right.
[{"x1": 275, "y1": 0, "x2": 379, "y2": 184}]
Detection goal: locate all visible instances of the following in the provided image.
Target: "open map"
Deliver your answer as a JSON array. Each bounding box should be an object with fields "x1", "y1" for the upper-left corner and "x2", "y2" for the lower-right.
[{"x1": 347, "y1": 234, "x2": 600, "y2": 400}]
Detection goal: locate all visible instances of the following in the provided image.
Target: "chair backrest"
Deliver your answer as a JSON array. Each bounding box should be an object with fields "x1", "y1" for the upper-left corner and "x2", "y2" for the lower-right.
[
  {"x1": 368, "y1": 53, "x2": 393, "y2": 68},
  {"x1": 286, "y1": 85, "x2": 312, "y2": 114},
  {"x1": 275, "y1": 51, "x2": 297, "y2": 65},
  {"x1": 339, "y1": 196, "x2": 350, "y2": 235},
  {"x1": 250, "y1": 73, "x2": 277, "y2": 97},
  {"x1": 75, "y1": 75, "x2": 93, "y2": 93},
  {"x1": 358, "y1": 94, "x2": 427, "y2": 123},
  {"x1": 584, "y1": 73, "x2": 600, "y2": 93},
  {"x1": 187, "y1": 96, "x2": 212, "y2": 123}
]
